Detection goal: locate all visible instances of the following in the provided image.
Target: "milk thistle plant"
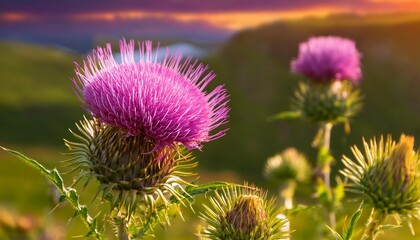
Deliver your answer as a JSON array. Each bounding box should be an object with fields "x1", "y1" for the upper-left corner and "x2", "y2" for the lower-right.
[
  {"x1": 67, "y1": 39, "x2": 230, "y2": 238},
  {"x1": 270, "y1": 36, "x2": 362, "y2": 229},
  {"x1": 1, "y1": 39, "x2": 289, "y2": 239}
]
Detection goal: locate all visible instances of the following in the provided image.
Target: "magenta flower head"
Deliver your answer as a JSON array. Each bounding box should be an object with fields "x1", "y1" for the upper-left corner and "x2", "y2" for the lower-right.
[
  {"x1": 66, "y1": 39, "x2": 229, "y2": 218},
  {"x1": 291, "y1": 36, "x2": 362, "y2": 84},
  {"x1": 73, "y1": 39, "x2": 229, "y2": 150}
]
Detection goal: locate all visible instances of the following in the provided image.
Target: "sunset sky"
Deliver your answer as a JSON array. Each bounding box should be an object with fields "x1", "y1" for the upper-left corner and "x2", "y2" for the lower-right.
[{"x1": 1, "y1": 0, "x2": 420, "y2": 51}]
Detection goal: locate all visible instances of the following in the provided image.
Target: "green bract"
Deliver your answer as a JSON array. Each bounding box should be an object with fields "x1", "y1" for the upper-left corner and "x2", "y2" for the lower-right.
[
  {"x1": 65, "y1": 118, "x2": 196, "y2": 218},
  {"x1": 292, "y1": 80, "x2": 361, "y2": 124},
  {"x1": 341, "y1": 135, "x2": 420, "y2": 231},
  {"x1": 199, "y1": 186, "x2": 288, "y2": 240}
]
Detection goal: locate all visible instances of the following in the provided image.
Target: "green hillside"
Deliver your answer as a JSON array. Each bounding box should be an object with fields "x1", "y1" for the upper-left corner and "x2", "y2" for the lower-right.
[{"x1": 0, "y1": 42, "x2": 84, "y2": 146}]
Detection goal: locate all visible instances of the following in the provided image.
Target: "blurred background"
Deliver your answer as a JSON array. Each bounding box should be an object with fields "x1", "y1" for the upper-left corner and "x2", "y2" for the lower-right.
[{"x1": 1, "y1": 0, "x2": 420, "y2": 239}]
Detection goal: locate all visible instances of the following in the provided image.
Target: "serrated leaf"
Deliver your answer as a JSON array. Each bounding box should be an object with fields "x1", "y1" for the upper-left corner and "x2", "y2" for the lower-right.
[
  {"x1": 68, "y1": 189, "x2": 80, "y2": 204},
  {"x1": 50, "y1": 169, "x2": 64, "y2": 190},
  {"x1": 59, "y1": 195, "x2": 67, "y2": 203},
  {"x1": 267, "y1": 111, "x2": 301, "y2": 121},
  {"x1": 1, "y1": 146, "x2": 103, "y2": 239}
]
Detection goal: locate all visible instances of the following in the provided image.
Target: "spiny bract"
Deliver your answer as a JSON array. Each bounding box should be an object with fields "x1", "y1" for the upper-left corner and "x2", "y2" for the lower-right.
[
  {"x1": 199, "y1": 186, "x2": 288, "y2": 240},
  {"x1": 341, "y1": 135, "x2": 420, "y2": 232}
]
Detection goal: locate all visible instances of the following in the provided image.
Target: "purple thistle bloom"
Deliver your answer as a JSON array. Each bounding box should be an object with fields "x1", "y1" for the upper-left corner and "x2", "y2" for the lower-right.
[
  {"x1": 73, "y1": 39, "x2": 229, "y2": 149},
  {"x1": 291, "y1": 36, "x2": 362, "y2": 84}
]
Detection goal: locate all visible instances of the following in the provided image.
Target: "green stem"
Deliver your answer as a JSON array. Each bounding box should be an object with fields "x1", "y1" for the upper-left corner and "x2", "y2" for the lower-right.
[
  {"x1": 322, "y1": 122, "x2": 333, "y2": 189},
  {"x1": 115, "y1": 214, "x2": 130, "y2": 240},
  {"x1": 280, "y1": 181, "x2": 296, "y2": 210},
  {"x1": 319, "y1": 122, "x2": 336, "y2": 228},
  {"x1": 280, "y1": 181, "x2": 295, "y2": 240},
  {"x1": 362, "y1": 209, "x2": 385, "y2": 240}
]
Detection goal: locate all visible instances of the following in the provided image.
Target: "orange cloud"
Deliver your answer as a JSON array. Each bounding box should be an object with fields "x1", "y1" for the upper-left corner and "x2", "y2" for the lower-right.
[
  {"x1": 70, "y1": 6, "x2": 350, "y2": 31},
  {"x1": 2, "y1": 2, "x2": 420, "y2": 32}
]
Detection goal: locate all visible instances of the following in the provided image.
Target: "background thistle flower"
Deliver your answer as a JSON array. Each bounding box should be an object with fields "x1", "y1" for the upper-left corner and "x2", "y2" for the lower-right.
[
  {"x1": 291, "y1": 36, "x2": 362, "y2": 84},
  {"x1": 341, "y1": 135, "x2": 420, "y2": 237},
  {"x1": 199, "y1": 186, "x2": 288, "y2": 240}
]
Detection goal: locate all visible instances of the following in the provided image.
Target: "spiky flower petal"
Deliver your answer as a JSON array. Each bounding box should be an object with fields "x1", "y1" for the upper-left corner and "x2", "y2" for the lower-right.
[
  {"x1": 341, "y1": 135, "x2": 420, "y2": 226},
  {"x1": 264, "y1": 148, "x2": 311, "y2": 183},
  {"x1": 291, "y1": 36, "x2": 362, "y2": 84},
  {"x1": 73, "y1": 39, "x2": 229, "y2": 149},
  {"x1": 65, "y1": 118, "x2": 196, "y2": 216},
  {"x1": 199, "y1": 186, "x2": 288, "y2": 240},
  {"x1": 292, "y1": 80, "x2": 361, "y2": 124}
]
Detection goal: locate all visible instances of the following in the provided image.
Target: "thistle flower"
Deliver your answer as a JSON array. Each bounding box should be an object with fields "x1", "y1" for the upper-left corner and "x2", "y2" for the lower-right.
[
  {"x1": 73, "y1": 39, "x2": 229, "y2": 149},
  {"x1": 199, "y1": 186, "x2": 288, "y2": 240},
  {"x1": 291, "y1": 36, "x2": 362, "y2": 84},
  {"x1": 341, "y1": 135, "x2": 420, "y2": 233},
  {"x1": 66, "y1": 40, "x2": 229, "y2": 216},
  {"x1": 264, "y1": 148, "x2": 311, "y2": 184}
]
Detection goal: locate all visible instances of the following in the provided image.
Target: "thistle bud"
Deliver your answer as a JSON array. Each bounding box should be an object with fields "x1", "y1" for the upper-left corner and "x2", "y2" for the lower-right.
[
  {"x1": 224, "y1": 195, "x2": 269, "y2": 238},
  {"x1": 199, "y1": 186, "x2": 288, "y2": 240},
  {"x1": 341, "y1": 135, "x2": 420, "y2": 230},
  {"x1": 291, "y1": 80, "x2": 361, "y2": 124},
  {"x1": 264, "y1": 148, "x2": 311, "y2": 183}
]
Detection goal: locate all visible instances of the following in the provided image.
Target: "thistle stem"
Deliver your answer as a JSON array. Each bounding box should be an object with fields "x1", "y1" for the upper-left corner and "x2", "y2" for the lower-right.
[
  {"x1": 279, "y1": 181, "x2": 296, "y2": 240},
  {"x1": 322, "y1": 122, "x2": 332, "y2": 188},
  {"x1": 115, "y1": 214, "x2": 130, "y2": 240},
  {"x1": 362, "y1": 209, "x2": 385, "y2": 240},
  {"x1": 317, "y1": 122, "x2": 336, "y2": 229},
  {"x1": 280, "y1": 181, "x2": 296, "y2": 210}
]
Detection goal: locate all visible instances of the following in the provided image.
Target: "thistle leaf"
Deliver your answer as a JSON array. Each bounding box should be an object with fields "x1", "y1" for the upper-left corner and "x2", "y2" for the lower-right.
[
  {"x1": 267, "y1": 111, "x2": 301, "y2": 121},
  {"x1": 342, "y1": 203, "x2": 363, "y2": 240},
  {"x1": 0, "y1": 146, "x2": 103, "y2": 239}
]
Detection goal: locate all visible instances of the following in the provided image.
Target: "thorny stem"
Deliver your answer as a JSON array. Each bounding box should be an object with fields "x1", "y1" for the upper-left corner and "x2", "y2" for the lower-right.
[{"x1": 362, "y1": 209, "x2": 385, "y2": 240}]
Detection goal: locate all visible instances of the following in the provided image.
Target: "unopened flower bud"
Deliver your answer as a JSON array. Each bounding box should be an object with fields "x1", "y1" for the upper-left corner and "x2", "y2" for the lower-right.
[
  {"x1": 341, "y1": 135, "x2": 420, "y2": 230},
  {"x1": 199, "y1": 186, "x2": 288, "y2": 240}
]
